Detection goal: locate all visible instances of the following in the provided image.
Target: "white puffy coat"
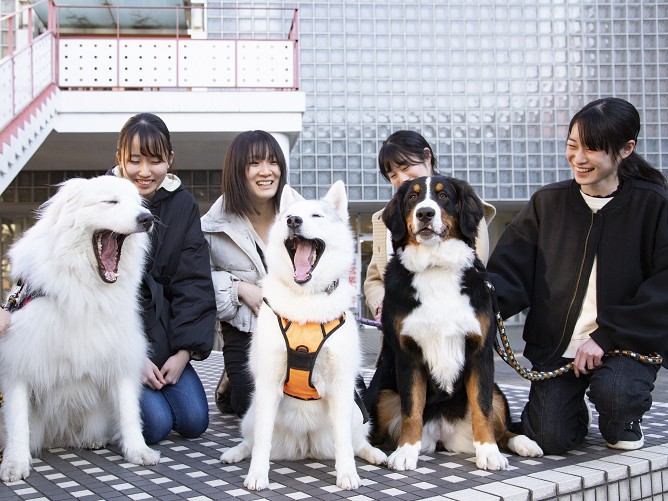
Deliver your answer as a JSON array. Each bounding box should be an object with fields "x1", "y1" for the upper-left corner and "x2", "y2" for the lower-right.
[{"x1": 201, "y1": 196, "x2": 266, "y2": 334}]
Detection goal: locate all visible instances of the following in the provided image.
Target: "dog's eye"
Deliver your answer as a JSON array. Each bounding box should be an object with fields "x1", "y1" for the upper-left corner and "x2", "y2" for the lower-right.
[
  {"x1": 104, "y1": 200, "x2": 119, "y2": 205},
  {"x1": 312, "y1": 214, "x2": 323, "y2": 218},
  {"x1": 408, "y1": 193, "x2": 418, "y2": 201},
  {"x1": 438, "y1": 192, "x2": 447, "y2": 200}
]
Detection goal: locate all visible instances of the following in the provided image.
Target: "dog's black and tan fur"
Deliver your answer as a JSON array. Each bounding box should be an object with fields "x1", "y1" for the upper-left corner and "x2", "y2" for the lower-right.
[{"x1": 364, "y1": 175, "x2": 542, "y2": 471}]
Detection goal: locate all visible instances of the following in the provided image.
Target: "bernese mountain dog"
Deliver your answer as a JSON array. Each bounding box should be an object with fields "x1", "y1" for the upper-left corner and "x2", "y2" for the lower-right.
[{"x1": 364, "y1": 175, "x2": 543, "y2": 471}]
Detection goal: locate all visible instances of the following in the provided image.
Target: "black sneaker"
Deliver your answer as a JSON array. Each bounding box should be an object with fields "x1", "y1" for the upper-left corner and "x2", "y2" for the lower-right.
[{"x1": 607, "y1": 419, "x2": 644, "y2": 450}]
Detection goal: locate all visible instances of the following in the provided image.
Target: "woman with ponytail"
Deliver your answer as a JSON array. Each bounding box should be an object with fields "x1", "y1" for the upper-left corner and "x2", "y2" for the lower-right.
[{"x1": 487, "y1": 97, "x2": 668, "y2": 454}]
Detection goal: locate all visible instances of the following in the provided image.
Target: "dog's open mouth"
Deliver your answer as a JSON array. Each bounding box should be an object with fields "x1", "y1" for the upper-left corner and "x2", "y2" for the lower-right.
[
  {"x1": 285, "y1": 236, "x2": 325, "y2": 284},
  {"x1": 93, "y1": 230, "x2": 127, "y2": 283}
]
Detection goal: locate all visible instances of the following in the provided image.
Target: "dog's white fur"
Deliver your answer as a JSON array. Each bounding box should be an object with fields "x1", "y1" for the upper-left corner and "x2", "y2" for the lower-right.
[
  {"x1": 220, "y1": 181, "x2": 386, "y2": 490},
  {"x1": 0, "y1": 176, "x2": 160, "y2": 482}
]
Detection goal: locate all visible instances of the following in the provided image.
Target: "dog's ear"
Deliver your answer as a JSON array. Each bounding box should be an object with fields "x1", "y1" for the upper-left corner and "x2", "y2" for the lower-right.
[
  {"x1": 451, "y1": 178, "x2": 484, "y2": 246},
  {"x1": 382, "y1": 180, "x2": 410, "y2": 247},
  {"x1": 322, "y1": 180, "x2": 348, "y2": 221},
  {"x1": 38, "y1": 178, "x2": 90, "y2": 224},
  {"x1": 279, "y1": 185, "x2": 304, "y2": 212}
]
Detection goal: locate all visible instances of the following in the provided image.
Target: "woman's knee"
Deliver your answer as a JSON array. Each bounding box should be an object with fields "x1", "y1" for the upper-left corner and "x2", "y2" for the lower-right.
[
  {"x1": 175, "y1": 406, "x2": 209, "y2": 439},
  {"x1": 140, "y1": 393, "x2": 174, "y2": 444},
  {"x1": 589, "y1": 358, "x2": 656, "y2": 417}
]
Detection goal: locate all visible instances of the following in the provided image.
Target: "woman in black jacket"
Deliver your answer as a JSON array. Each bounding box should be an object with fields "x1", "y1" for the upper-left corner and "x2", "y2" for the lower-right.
[
  {"x1": 113, "y1": 113, "x2": 216, "y2": 444},
  {"x1": 487, "y1": 98, "x2": 668, "y2": 454}
]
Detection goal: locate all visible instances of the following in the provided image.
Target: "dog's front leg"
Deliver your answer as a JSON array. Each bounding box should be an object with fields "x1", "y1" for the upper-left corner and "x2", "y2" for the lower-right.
[
  {"x1": 115, "y1": 377, "x2": 160, "y2": 466},
  {"x1": 244, "y1": 383, "x2": 281, "y2": 491},
  {"x1": 465, "y1": 371, "x2": 508, "y2": 470},
  {"x1": 388, "y1": 361, "x2": 428, "y2": 471},
  {"x1": 0, "y1": 381, "x2": 33, "y2": 482},
  {"x1": 327, "y1": 379, "x2": 360, "y2": 489}
]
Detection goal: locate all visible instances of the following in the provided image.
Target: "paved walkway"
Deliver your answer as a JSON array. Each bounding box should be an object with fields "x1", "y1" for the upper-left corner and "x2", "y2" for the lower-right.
[{"x1": 1, "y1": 332, "x2": 667, "y2": 500}]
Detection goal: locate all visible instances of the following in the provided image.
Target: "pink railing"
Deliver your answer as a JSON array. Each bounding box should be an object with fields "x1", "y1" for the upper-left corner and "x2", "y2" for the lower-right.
[
  {"x1": 0, "y1": 1, "x2": 300, "y2": 130},
  {"x1": 0, "y1": 0, "x2": 56, "y2": 131}
]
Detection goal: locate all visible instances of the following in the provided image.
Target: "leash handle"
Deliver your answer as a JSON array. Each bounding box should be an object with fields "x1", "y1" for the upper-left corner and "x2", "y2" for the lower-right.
[
  {"x1": 2, "y1": 280, "x2": 24, "y2": 312},
  {"x1": 355, "y1": 315, "x2": 381, "y2": 329},
  {"x1": 485, "y1": 281, "x2": 662, "y2": 381}
]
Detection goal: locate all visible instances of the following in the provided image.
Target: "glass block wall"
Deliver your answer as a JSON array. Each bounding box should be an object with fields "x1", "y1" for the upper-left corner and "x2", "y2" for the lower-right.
[{"x1": 209, "y1": 0, "x2": 667, "y2": 204}]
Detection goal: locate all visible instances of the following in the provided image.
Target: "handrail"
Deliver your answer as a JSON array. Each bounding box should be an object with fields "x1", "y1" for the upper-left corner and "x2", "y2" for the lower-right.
[{"x1": 0, "y1": 2, "x2": 300, "y2": 131}]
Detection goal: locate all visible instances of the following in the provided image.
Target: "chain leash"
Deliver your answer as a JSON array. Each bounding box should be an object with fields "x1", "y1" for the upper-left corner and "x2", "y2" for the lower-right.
[{"x1": 485, "y1": 282, "x2": 663, "y2": 381}]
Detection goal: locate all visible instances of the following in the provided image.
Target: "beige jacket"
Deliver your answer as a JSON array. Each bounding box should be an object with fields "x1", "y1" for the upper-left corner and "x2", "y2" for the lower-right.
[{"x1": 364, "y1": 200, "x2": 497, "y2": 315}]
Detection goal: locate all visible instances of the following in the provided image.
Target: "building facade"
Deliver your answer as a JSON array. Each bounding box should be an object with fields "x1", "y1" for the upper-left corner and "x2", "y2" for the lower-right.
[{"x1": 1, "y1": 0, "x2": 667, "y2": 315}]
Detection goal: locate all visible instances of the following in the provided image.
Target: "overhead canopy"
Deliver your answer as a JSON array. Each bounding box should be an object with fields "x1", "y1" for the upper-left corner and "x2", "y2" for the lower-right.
[{"x1": 32, "y1": 0, "x2": 191, "y2": 34}]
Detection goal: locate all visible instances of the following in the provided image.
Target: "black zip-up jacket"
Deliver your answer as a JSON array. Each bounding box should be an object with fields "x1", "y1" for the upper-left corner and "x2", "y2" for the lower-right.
[
  {"x1": 140, "y1": 181, "x2": 216, "y2": 367},
  {"x1": 487, "y1": 179, "x2": 668, "y2": 367}
]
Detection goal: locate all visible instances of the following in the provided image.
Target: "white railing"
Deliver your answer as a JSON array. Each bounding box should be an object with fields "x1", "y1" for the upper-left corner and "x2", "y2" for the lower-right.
[
  {"x1": 0, "y1": 0, "x2": 55, "y2": 131},
  {"x1": 58, "y1": 38, "x2": 295, "y2": 89},
  {"x1": 0, "y1": 1, "x2": 300, "y2": 130}
]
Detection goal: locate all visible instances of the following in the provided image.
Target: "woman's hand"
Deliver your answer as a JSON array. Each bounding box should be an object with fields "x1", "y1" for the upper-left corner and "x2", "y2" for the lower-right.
[
  {"x1": 374, "y1": 304, "x2": 383, "y2": 325},
  {"x1": 143, "y1": 357, "x2": 166, "y2": 390},
  {"x1": 237, "y1": 281, "x2": 264, "y2": 316},
  {"x1": 0, "y1": 309, "x2": 10, "y2": 335},
  {"x1": 160, "y1": 349, "x2": 190, "y2": 385},
  {"x1": 573, "y1": 338, "x2": 604, "y2": 377}
]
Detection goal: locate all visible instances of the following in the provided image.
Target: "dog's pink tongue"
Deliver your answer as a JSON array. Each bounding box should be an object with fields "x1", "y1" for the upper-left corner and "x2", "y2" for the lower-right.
[
  {"x1": 293, "y1": 240, "x2": 314, "y2": 282},
  {"x1": 100, "y1": 233, "x2": 119, "y2": 282}
]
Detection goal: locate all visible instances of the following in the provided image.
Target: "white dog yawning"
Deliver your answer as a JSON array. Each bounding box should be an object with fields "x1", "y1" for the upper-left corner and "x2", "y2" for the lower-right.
[
  {"x1": 0, "y1": 176, "x2": 160, "y2": 482},
  {"x1": 220, "y1": 181, "x2": 386, "y2": 490}
]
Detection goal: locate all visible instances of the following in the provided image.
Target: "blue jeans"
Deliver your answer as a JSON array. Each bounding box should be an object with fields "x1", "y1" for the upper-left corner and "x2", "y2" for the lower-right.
[
  {"x1": 140, "y1": 363, "x2": 209, "y2": 444},
  {"x1": 520, "y1": 355, "x2": 658, "y2": 454}
]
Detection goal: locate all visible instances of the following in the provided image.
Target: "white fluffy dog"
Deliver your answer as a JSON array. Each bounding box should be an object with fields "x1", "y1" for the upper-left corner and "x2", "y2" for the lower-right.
[
  {"x1": 220, "y1": 181, "x2": 386, "y2": 490},
  {"x1": 0, "y1": 176, "x2": 160, "y2": 482}
]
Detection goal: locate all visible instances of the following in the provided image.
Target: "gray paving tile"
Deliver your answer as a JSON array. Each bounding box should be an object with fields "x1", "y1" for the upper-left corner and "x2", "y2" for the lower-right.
[{"x1": 0, "y1": 351, "x2": 667, "y2": 500}]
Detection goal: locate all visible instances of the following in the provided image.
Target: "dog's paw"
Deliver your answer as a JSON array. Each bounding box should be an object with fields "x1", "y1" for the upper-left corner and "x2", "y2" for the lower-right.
[
  {"x1": 86, "y1": 441, "x2": 107, "y2": 450},
  {"x1": 336, "y1": 470, "x2": 361, "y2": 490},
  {"x1": 387, "y1": 443, "x2": 420, "y2": 471},
  {"x1": 244, "y1": 467, "x2": 270, "y2": 491},
  {"x1": 358, "y1": 444, "x2": 387, "y2": 466},
  {"x1": 125, "y1": 446, "x2": 160, "y2": 466},
  {"x1": 475, "y1": 443, "x2": 509, "y2": 471},
  {"x1": 220, "y1": 443, "x2": 250, "y2": 464},
  {"x1": 508, "y1": 435, "x2": 543, "y2": 457},
  {"x1": 0, "y1": 457, "x2": 31, "y2": 483}
]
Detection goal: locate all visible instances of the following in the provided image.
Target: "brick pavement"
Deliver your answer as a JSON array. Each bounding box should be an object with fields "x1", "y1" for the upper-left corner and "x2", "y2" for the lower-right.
[{"x1": 0, "y1": 342, "x2": 667, "y2": 500}]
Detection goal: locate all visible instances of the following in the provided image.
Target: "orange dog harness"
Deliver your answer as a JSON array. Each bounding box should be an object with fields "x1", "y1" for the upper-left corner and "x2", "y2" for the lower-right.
[{"x1": 275, "y1": 313, "x2": 346, "y2": 400}]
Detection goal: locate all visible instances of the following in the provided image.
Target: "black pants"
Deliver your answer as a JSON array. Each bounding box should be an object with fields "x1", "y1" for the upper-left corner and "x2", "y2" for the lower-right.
[
  {"x1": 521, "y1": 355, "x2": 658, "y2": 454},
  {"x1": 220, "y1": 321, "x2": 253, "y2": 418}
]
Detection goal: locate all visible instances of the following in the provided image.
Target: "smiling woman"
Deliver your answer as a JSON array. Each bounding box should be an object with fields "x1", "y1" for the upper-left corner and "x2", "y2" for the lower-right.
[
  {"x1": 112, "y1": 112, "x2": 217, "y2": 445},
  {"x1": 487, "y1": 97, "x2": 668, "y2": 455},
  {"x1": 200, "y1": 130, "x2": 289, "y2": 418}
]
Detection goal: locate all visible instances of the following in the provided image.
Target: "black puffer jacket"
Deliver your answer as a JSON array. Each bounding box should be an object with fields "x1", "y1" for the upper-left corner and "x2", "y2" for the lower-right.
[
  {"x1": 138, "y1": 177, "x2": 216, "y2": 367},
  {"x1": 487, "y1": 179, "x2": 668, "y2": 367}
]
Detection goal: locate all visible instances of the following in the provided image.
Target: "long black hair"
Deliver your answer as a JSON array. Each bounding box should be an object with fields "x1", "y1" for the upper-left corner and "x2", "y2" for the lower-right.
[{"x1": 568, "y1": 97, "x2": 667, "y2": 189}]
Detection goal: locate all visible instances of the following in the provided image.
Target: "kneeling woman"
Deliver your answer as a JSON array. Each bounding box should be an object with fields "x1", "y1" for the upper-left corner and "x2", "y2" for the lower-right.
[{"x1": 113, "y1": 113, "x2": 216, "y2": 444}]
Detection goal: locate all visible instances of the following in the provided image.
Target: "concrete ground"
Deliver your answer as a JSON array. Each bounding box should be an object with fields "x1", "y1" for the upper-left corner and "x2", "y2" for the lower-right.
[{"x1": 0, "y1": 324, "x2": 667, "y2": 500}]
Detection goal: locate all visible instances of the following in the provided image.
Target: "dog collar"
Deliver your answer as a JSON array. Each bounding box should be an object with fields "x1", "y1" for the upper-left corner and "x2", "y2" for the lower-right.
[
  {"x1": 3, "y1": 279, "x2": 45, "y2": 312},
  {"x1": 324, "y1": 279, "x2": 339, "y2": 295}
]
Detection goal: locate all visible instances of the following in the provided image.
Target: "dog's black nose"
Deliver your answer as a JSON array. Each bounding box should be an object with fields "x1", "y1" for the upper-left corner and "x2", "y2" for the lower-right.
[
  {"x1": 138, "y1": 213, "x2": 155, "y2": 231},
  {"x1": 416, "y1": 207, "x2": 435, "y2": 222},
  {"x1": 287, "y1": 215, "x2": 303, "y2": 229}
]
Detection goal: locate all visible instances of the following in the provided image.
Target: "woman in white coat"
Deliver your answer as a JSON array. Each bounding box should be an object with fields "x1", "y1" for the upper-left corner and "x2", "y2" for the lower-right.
[{"x1": 201, "y1": 130, "x2": 287, "y2": 417}]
